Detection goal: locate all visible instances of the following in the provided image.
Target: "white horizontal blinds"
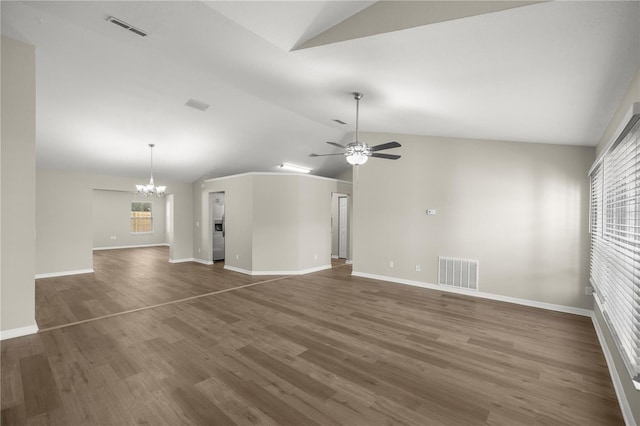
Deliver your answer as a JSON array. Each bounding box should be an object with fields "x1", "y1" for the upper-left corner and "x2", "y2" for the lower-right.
[
  {"x1": 590, "y1": 164, "x2": 606, "y2": 288},
  {"x1": 591, "y1": 116, "x2": 640, "y2": 385}
]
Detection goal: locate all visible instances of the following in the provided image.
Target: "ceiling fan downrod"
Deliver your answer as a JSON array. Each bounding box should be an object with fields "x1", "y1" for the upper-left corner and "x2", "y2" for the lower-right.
[{"x1": 353, "y1": 92, "x2": 363, "y2": 144}]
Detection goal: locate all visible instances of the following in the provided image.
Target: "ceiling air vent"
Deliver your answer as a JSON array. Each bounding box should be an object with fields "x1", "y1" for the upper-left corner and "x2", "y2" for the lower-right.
[
  {"x1": 185, "y1": 99, "x2": 210, "y2": 112},
  {"x1": 106, "y1": 16, "x2": 149, "y2": 37}
]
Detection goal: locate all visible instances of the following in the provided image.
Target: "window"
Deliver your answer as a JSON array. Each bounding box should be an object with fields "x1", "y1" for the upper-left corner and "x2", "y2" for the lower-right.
[
  {"x1": 589, "y1": 107, "x2": 640, "y2": 389},
  {"x1": 131, "y1": 201, "x2": 153, "y2": 234}
]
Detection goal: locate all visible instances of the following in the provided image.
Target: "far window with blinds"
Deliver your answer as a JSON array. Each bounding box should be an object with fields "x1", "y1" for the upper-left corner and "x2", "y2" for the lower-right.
[
  {"x1": 589, "y1": 106, "x2": 640, "y2": 389},
  {"x1": 131, "y1": 201, "x2": 153, "y2": 234}
]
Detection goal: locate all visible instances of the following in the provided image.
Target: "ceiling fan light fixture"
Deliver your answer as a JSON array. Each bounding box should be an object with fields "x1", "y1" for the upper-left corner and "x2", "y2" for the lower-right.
[
  {"x1": 309, "y1": 91, "x2": 401, "y2": 164},
  {"x1": 346, "y1": 152, "x2": 368, "y2": 165}
]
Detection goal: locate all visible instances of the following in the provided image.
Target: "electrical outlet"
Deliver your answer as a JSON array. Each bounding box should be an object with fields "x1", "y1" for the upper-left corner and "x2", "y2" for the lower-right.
[
  {"x1": 585, "y1": 286, "x2": 593, "y2": 296},
  {"x1": 198, "y1": 248, "x2": 201, "y2": 253},
  {"x1": 314, "y1": 254, "x2": 318, "y2": 260},
  {"x1": 236, "y1": 254, "x2": 239, "y2": 260},
  {"x1": 110, "y1": 235, "x2": 116, "y2": 240},
  {"x1": 415, "y1": 264, "x2": 421, "y2": 272},
  {"x1": 389, "y1": 261, "x2": 394, "y2": 268}
]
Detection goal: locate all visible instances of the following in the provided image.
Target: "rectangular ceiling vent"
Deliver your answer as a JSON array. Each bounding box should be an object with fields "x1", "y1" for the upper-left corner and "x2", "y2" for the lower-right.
[
  {"x1": 107, "y1": 16, "x2": 149, "y2": 37},
  {"x1": 185, "y1": 98, "x2": 210, "y2": 112},
  {"x1": 438, "y1": 256, "x2": 479, "y2": 290}
]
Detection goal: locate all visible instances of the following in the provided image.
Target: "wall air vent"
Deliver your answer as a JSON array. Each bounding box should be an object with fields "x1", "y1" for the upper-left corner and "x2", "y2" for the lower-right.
[
  {"x1": 185, "y1": 99, "x2": 210, "y2": 112},
  {"x1": 438, "y1": 256, "x2": 479, "y2": 290},
  {"x1": 107, "y1": 16, "x2": 149, "y2": 37}
]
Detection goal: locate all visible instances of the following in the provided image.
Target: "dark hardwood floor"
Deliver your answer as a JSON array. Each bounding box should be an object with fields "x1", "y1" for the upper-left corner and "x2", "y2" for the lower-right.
[
  {"x1": 2, "y1": 247, "x2": 623, "y2": 425},
  {"x1": 35, "y1": 247, "x2": 281, "y2": 330}
]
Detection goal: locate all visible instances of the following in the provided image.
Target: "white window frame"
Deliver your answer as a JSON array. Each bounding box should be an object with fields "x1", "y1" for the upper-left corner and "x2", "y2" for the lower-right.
[
  {"x1": 131, "y1": 201, "x2": 154, "y2": 235},
  {"x1": 589, "y1": 102, "x2": 640, "y2": 390}
]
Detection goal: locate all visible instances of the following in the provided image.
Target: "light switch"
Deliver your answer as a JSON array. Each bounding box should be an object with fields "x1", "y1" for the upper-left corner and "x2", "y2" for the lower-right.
[{"x1": 427, "y1": 209, "x2": 436, "y2": 215}]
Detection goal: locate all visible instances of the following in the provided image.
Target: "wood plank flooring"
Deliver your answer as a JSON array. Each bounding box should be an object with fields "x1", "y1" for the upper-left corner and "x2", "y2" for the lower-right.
[
  {"x1": 35, "y1": 247, "x2": 280, "y2": 329},
  {"x1": 2, "y1": 247, "x2": 624, "y2": 425}
]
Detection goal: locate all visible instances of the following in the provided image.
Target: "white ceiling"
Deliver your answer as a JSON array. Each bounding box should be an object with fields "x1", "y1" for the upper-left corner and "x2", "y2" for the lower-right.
[{"x1": 2, "y1": 1, "x2": 639, "y2": 183}]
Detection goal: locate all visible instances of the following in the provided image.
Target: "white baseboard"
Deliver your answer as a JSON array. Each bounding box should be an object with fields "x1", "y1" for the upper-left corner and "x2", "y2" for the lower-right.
[
  {"x1": 224, "y1": 264, "x2": 332, "y2": 276},
  {"x1": 93, "y1": 243, "x2": 169, "y2": 251},
  {"x1": 591, "y1": 313, "x2": 636, "y2": 425},
  {"x1": 36, "y1": 269, "x2": 94, "y2": 279},
  {"x1": 346, "y1": 259, "x2": 353, "y2": 265},
  {"x1": 351, "y1": 271, "x2": 593, "y2": 317},
  {"x1": 224, "y1": 265, "x2": 253, "y2": 275},
  {"x1": 0, "y1": 324, "x2": 38, "y2": 340},
  {"x1": 168, "y1": 258, "x2": 213, "y2": 265},
  {"x1": 331, "y1": 255, "x2": 339, "y2": 259},
  {"x1": 298, "y1": 264, "x2": 333, "y2": 275}
]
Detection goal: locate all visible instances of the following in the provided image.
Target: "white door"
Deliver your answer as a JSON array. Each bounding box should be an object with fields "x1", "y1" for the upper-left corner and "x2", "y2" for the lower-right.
[{"x1": 338, "y1": 196, "x2": 348, "y2": 259}]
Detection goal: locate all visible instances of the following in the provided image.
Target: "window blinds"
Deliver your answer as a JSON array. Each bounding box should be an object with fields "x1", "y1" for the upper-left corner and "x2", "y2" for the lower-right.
[{"x1": 589, "y1": 106, "x2": 640, "y2": 389}]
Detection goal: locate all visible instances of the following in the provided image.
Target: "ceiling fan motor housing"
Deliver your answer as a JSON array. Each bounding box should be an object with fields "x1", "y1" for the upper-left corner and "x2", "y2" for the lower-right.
[{"x1": 347, "y1": 142, "x2": 371, "y2": 156}]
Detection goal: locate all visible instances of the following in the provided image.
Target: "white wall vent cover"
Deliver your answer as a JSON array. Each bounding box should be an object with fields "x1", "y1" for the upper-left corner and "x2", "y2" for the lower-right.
[
  {"x1": 438, "y1": 257, "x2": 479, "y2": 290},
  {"x1": 106, "y1": 16, "x2": 149, "y2": 37}
]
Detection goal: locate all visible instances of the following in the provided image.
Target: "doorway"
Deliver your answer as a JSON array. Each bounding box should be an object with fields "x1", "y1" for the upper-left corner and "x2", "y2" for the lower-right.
[
  {"x1": 211, "y1": 192, "x2": 225, "y2": 262},
  {"x1": 338, "y1": 196, "x2": 348, "y2": 259},
  {"x1": 166, "y1": 194, "x2": 174, "y2": 259},
  {"x1": 331, "y1": 192, "x2": 350, "y2": 260}
]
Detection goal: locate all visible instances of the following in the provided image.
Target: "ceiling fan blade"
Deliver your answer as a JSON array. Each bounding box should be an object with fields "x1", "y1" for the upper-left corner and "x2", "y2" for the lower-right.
[
  {"x1": 326, "y1": 141, "x2": 347, "y2": 149},
  {"x1": 371, "y1": 153, "x2": 401, "y2": 160},
  {"x1": 370, "y1": 141, "x2": 401, "y2": 152},
  {"x1": 309, "y1": 153, "x2": 345, "y2": 157}
]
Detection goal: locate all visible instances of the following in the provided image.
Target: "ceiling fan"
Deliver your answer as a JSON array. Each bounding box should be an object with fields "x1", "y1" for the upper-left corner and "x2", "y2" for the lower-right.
[{"x1": 310, "y1": 92, "x2": 401, "y2": 165}]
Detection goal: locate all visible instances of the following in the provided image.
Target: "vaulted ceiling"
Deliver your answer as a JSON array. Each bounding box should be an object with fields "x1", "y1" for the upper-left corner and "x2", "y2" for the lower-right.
[{"x1": 2, "y1": 1, "x2": 639, "y2": 182}]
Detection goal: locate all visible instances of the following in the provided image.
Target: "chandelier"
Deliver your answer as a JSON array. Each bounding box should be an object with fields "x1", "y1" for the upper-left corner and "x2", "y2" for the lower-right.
[{"x1": 136, "y1": 144, "x2": 166, "y2": 197}]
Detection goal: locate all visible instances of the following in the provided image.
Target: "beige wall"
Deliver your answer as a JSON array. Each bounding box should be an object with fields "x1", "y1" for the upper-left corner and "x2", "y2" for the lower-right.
[
  {"x1": 92, "y1": 189, "x2": 167, "y2": 249},
  {"x1": 195, "y1": 173, "x2": 351, "y2": 274},
  {"x1": 297, "y1": 176, "x2": 336, "y2": 270},
  {"x1": 37, "y1": 169, "x2": 93, "y2": 275},
  {"x1": 1, "y1": 36, "x2": 37, "y2": 336},
  {"x1": 591, "y1": 65, "x2": 640, "y2": 425},
  {"x1": 353, "y1": 132, "x2": 594, "y2": 310},
  {"x1": 194, "y1": 174, "x2": 254, "y2": 269},
  {"x1": 36, "y1": 169, "x2": 193, "y2": 275},
  {"x1": 252, "y1": 175, "x2": 300, "y2": 271}
]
